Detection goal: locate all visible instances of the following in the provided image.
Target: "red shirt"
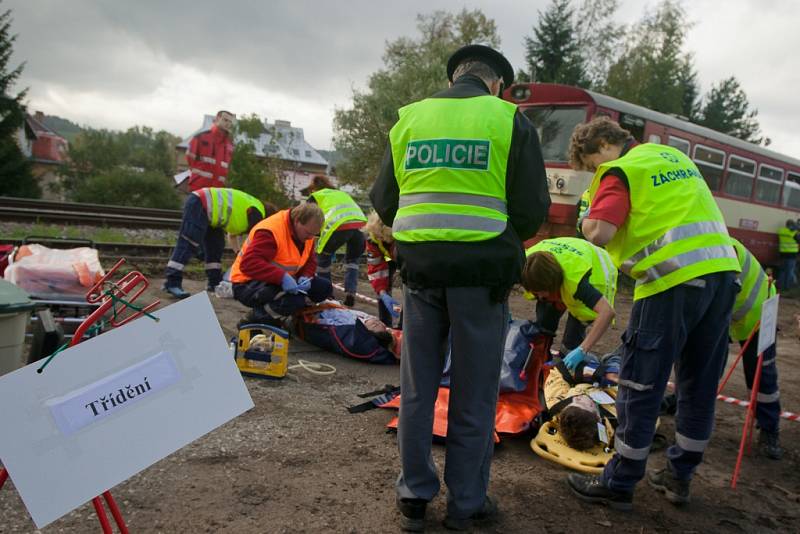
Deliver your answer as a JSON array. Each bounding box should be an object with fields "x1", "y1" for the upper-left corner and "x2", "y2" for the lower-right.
[
  {"x1": 238, "y1": 228, "x2": 317, "y2": 284},
  {"x1": 365, "y1": 237, "x2": 395, "y2": 294},
  {"x1": 585, "y1": 140, "x2": 638, "y2": 228},
  {"x1": 186, "y1": 125, "x2": 234, "y2": 191}
]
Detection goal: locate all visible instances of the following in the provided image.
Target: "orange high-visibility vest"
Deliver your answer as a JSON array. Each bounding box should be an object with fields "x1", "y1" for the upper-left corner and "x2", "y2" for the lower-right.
[{"x1": 230, "y1": 209, "x2": 315, "y2": 283}]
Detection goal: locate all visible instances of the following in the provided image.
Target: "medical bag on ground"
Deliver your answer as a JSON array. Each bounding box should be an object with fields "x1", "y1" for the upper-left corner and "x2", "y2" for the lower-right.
[{"x1": 234, "y1": 323, "x2": 290, "y2": 378}]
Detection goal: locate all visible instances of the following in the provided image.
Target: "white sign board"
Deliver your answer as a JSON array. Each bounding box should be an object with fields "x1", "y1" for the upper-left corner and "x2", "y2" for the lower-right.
[
  {"x1": 0, "y1": 293, "x2": 254, "y2": 528},
  {"x1": 757, "y1": 294, "x2": 780, "y2": 355}
]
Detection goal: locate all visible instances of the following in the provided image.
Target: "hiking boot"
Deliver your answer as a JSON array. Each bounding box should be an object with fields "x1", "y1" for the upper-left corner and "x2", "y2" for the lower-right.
[
  {"x1": 567, "y1": 473, "x2": 633, "y2": 511},
  {"x1": 396, "y1": 496, "x2": 427, "y2": 532},
  {"x1": 162, "y1": 284, "x2": 190, "y2": 299},
  {"x1": 443, "y1": 495, "x2": 498, "y2": 531},
  {"x1": 344, "y1": 293, "x2": 356, "y2": 307},
  {"x1": 647, "y1": 468, "x2": 691, "y2": 505},
  {"x1": 759, "y1": 429, "x2": 783, "y2": 460}
]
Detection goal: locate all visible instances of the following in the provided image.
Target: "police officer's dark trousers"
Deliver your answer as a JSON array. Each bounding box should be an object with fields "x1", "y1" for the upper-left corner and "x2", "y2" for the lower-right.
[
  {"x1": 740, "y1": 334, "x2": 781, "y2": 433},
  {"x1": 602, "y1": 271, "x2": 737, "y2": 493},
  {"x1": 396, "y1": 286, "x2": 507, "y2": 520},
  {"x1": 165, "y1": 194, "x2": 224, "y2": 290}
]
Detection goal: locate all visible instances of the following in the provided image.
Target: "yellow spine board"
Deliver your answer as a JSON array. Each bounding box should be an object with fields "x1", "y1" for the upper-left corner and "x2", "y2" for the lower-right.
[{"x1": 530, "y1": 420, "x2": 613, "y2": 474}]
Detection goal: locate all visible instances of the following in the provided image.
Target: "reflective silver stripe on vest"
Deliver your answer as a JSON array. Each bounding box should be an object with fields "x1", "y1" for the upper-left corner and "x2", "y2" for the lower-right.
[
  {"x1": 398, "y1": 192, "x2": 508, "y2": 214},
  {"x1": 614, "y1": 436, "x2": 650, "y2": 460},
  {"x1": 731, "y1": 255, "x2": 766, "y2": 322},
  {"x1": 323, "y1": 208, "x2": 363, "y2": 233},
  {"x1": 393, "y1": 213, "x2": 507, "y2": 234},
  {"x1": 635, "y1": 245, "x2": 736, "y2": 287},
  {"x1": 270, "y1": 260, "x2": 300, "y2": 272},
  {"x1": 201, "y1": 189, "x2": 213, "y2": 222},
  {"x1": 622, "y1": 221, "x2": 730, "y2": 274},
  {"x1": 675, "y1": 432, "x2": 709, "y2": 452},
  {"x1": 593, "y1": 244, "x2": 616, "y2": 300},
  {"x1": 221, "y1": 189, "x2": 233, "y2": 228}
]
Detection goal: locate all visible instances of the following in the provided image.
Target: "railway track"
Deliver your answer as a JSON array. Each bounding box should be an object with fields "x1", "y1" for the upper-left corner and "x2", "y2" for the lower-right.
[{"x1": 0, "y1": 197, "x2": 182, "y2": 228}]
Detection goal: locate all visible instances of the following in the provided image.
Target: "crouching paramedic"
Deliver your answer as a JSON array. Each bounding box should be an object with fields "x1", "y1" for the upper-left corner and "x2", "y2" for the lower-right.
[
  {"x1": 567, "y1": 117, "x2": 740, "y2": 509},
  {"x1": 230, "y1": 203, "x2": 332, "y2": 325},
  {"x1": 729, "y1": 238, "x2": 782, "y2": 459},
  {"x1": 163, "y1": 187, "x2": 266, "y2": 299},
  {"x1": 364, "y1": 211, "x2": 401, "y2": 326},
  {"x1": 522, "y1": 236, "x2": 617, "y2": 370}
]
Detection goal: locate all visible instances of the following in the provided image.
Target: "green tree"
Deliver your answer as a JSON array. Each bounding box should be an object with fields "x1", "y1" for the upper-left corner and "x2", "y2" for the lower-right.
[
  {"x1": 71, "y1": 168, "x2": 180, "y2": 209},
  {"x1": 61, "y1": 126, "x2": 181, "y2": 206},
  {"x1": 0, "y1": 4, "x2": 39, "y2": 198},
  {"x1": 227, "y1": 140, "x2": 291, "y2": 208},
  {"x1": 574, "y1": 0, "x2": 624, "y2": 89},
  {"x1": 698, "y1": 76, "x2": 763, "y2": 143},
  {"x1": 523, "y1": 0, "x2": 587, "y2": 86},
  {"x1": 333, "y1": 9, "x2": 499, "y2": 188},
  {"x1": 603, "y1": 0, "x2": 700, "y2": 117}
]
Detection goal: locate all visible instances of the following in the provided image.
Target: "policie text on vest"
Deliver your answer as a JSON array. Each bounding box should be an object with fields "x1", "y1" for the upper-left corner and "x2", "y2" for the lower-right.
[{"x1": 404, "y1": 139, "x2": 490, "y2": 171}]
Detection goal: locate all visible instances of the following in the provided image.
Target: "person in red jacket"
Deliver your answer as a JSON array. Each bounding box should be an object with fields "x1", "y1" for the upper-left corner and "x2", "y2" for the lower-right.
[
  {"x1": 230, "y1": 203, "x2": 333, "y2": 326},
  {"x1": 364, "y1": 211, "x2": 401, "y2": 326},
  {"x1": 185, "y1": 110, "x2": 236, "y2": 191}
]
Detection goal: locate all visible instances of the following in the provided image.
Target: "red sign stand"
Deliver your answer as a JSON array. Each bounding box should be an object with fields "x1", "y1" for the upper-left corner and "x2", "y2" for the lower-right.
[{"x1": 0, "y1": 258, "x2": 159, "y2": 533}]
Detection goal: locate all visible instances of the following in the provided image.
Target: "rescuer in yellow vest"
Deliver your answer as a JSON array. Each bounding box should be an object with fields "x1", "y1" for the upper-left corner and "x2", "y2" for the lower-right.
[
  {"x1": 776, "y1": 219, "x2": 798, "y2": 291},
  {"x1": 729, "y1": 238, "x2": 782, "y2": 459},
  {"x1": 370, "y1": 44, "x2": 550, "y2": 531},
  {"x1": 163, "y1": 187, "x2": 268, "y2": 299},
  {"x1": 521, "y1": 237, "x2": 617, "y2": 367},
  {"x1": 303, "y1": 175, "x2": 367, "y2": 307},
  {"x1": 565, "y1": 117, "x2": 740, "y2": 509}
]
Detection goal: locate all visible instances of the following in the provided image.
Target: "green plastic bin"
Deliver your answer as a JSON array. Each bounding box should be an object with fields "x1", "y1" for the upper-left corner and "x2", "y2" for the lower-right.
[{"x1": 0, "y1": 279, "x2": 35, "y2": 376}]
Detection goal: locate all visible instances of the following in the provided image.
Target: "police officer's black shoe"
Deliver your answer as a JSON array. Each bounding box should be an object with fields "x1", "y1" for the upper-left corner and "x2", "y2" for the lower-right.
[
  {"x1": 443, "y1": 495, "x2": 498, "y2": 531},
  {"x1": 647, "y1": 468, "x2": 691, "y2": 505},
  {"x1": 397, "y1": 496, "x2": 427, "y2": 532},
  {"x1": 759, "y1": 429, "x2": 783, "y2": 460},
  {"x1": 567, "y1": 473, "x2": 633, "y2": 511}
]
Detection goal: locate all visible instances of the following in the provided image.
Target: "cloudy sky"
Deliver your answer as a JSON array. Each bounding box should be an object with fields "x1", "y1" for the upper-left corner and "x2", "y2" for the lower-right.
[{"x1": 6, "y1": 0, "x2": 798, "y2": 156}]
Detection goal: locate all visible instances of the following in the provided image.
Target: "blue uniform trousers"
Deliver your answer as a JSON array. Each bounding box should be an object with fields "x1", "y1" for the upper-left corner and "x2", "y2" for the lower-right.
[
  {"x1": 317, "y1": 229, "x2": 365, "y2": 295},
  {"x1": 165, "y1": 194, "x2": 225, "y2": 289},
  {"x1": 233, "y1": 277, "x2": 333, "y2": 319},
  {"x1": 602, "y1": 271, "x2": 737, "y2": 493},
  {"x1": 396, "y1": 286, "x2": 507, "y2": 520},
  {"x1": 778, "y1": 256, "x2": 797, "y2": 291},
  {"x1": 740, "y1": 334, "x2": 781, "y2": 433}
]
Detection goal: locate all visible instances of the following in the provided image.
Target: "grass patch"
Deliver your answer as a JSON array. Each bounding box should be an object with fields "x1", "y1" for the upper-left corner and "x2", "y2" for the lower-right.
[{"x1": 1, "y1": 223, "x2": 172, "y2": 245}]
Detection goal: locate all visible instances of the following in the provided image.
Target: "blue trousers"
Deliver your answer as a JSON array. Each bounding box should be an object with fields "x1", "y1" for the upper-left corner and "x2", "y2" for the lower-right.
[
  {"x1": 317, "y1": 229, "x2": 365, "y2": 295},
  {"x1": 396, "y1": 286, "x2": 507, "y2": 520},
  {"x1": 778, "y1": 256, "x2": 797, "y2": 291},
  {"x1": 232, "y1": 277, "x2": 332, "y2": 318},
  {"x1": 740, "y1": 334, "x2": 781, "y2": 433},
  {"x1": 165, "y1": 195, "x2": 225, "y2": 288},
  {"x1": 602, "y1": 271, "x2": 737, "y2": 492}
]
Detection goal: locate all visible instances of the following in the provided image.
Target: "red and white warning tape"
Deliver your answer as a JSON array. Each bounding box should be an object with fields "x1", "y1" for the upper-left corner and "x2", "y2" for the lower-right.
[
  {"x1": 332, "y1": 283, "x2": 379, "y2": 305},
  {"x1": 668, "y1": 381, "x2": 799, "y2": 422}
]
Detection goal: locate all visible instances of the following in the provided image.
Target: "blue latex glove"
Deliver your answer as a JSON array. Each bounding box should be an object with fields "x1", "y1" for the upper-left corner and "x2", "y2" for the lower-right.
[
  {"x1": 296, "y1": 276, "x2": 312, "y2": 292},
  {"x1": 379, "y1": 292, "x2": 400, "y2": 318},
  {"x1": 563, "y1": 346, "x2": 586, "y2": 371},
  {"x1": 281, "y1": 273, "x2": 299, "y2": 294}
]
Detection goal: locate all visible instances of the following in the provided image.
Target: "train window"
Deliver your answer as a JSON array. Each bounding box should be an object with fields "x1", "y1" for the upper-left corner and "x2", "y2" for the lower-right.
[
  {"x1": 668, "y1": 136, "x2": 690, "y2": 155},
  {"x1": 755, "y1": 165, "x2": 784, "y2": 205},
  {"x1": 724, "y1": 155, "x2": 756, "y2": 199},
  {"x1": 783, "y1": 172, "x2": 800, "y2": 209},
  {"x1": 619, "y1": 113, "x2": 645, "y2": 142},
  {"x1": 523, "y1": 106, "x2": 587, "y2": 163},
  {"x1": 693, "y1": 145, "x2": 725, "y2": 191}
]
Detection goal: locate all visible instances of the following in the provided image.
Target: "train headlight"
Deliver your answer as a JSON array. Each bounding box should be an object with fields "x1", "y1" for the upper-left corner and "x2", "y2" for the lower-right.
[{"x1": 510, "y1": 86, "x2": 531, "y2": 101}]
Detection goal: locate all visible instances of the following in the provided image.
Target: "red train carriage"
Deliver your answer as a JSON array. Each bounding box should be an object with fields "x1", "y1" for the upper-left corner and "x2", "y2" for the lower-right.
[{"x1": 505, "y1": 82, "x2": 800, "y2": 267}]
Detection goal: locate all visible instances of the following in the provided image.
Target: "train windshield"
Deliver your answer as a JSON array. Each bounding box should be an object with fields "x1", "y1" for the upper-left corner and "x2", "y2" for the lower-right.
[{"x1": 522, "y1": 106, "x2": 587, "y2": 163}]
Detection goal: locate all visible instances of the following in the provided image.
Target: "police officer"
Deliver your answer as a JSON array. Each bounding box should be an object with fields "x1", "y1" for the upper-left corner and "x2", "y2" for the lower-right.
[
  {"x1": 729, "y1": 238, "x2": 782, "y2": 459},
  {"x1": 566, "y1": 117, "x2": 739, "y2": 509},
  {"x1": 370, "y1": 44, "x2": 550, "y2": 531},
  {"x1": 522, "y1": 237, "x2": 617, "y2": 367}
]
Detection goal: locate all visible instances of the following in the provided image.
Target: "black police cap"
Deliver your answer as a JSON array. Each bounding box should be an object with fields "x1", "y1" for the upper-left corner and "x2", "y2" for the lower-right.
[{"x1": 446, "y1": 44, "x2": 514, "y2": 87}]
